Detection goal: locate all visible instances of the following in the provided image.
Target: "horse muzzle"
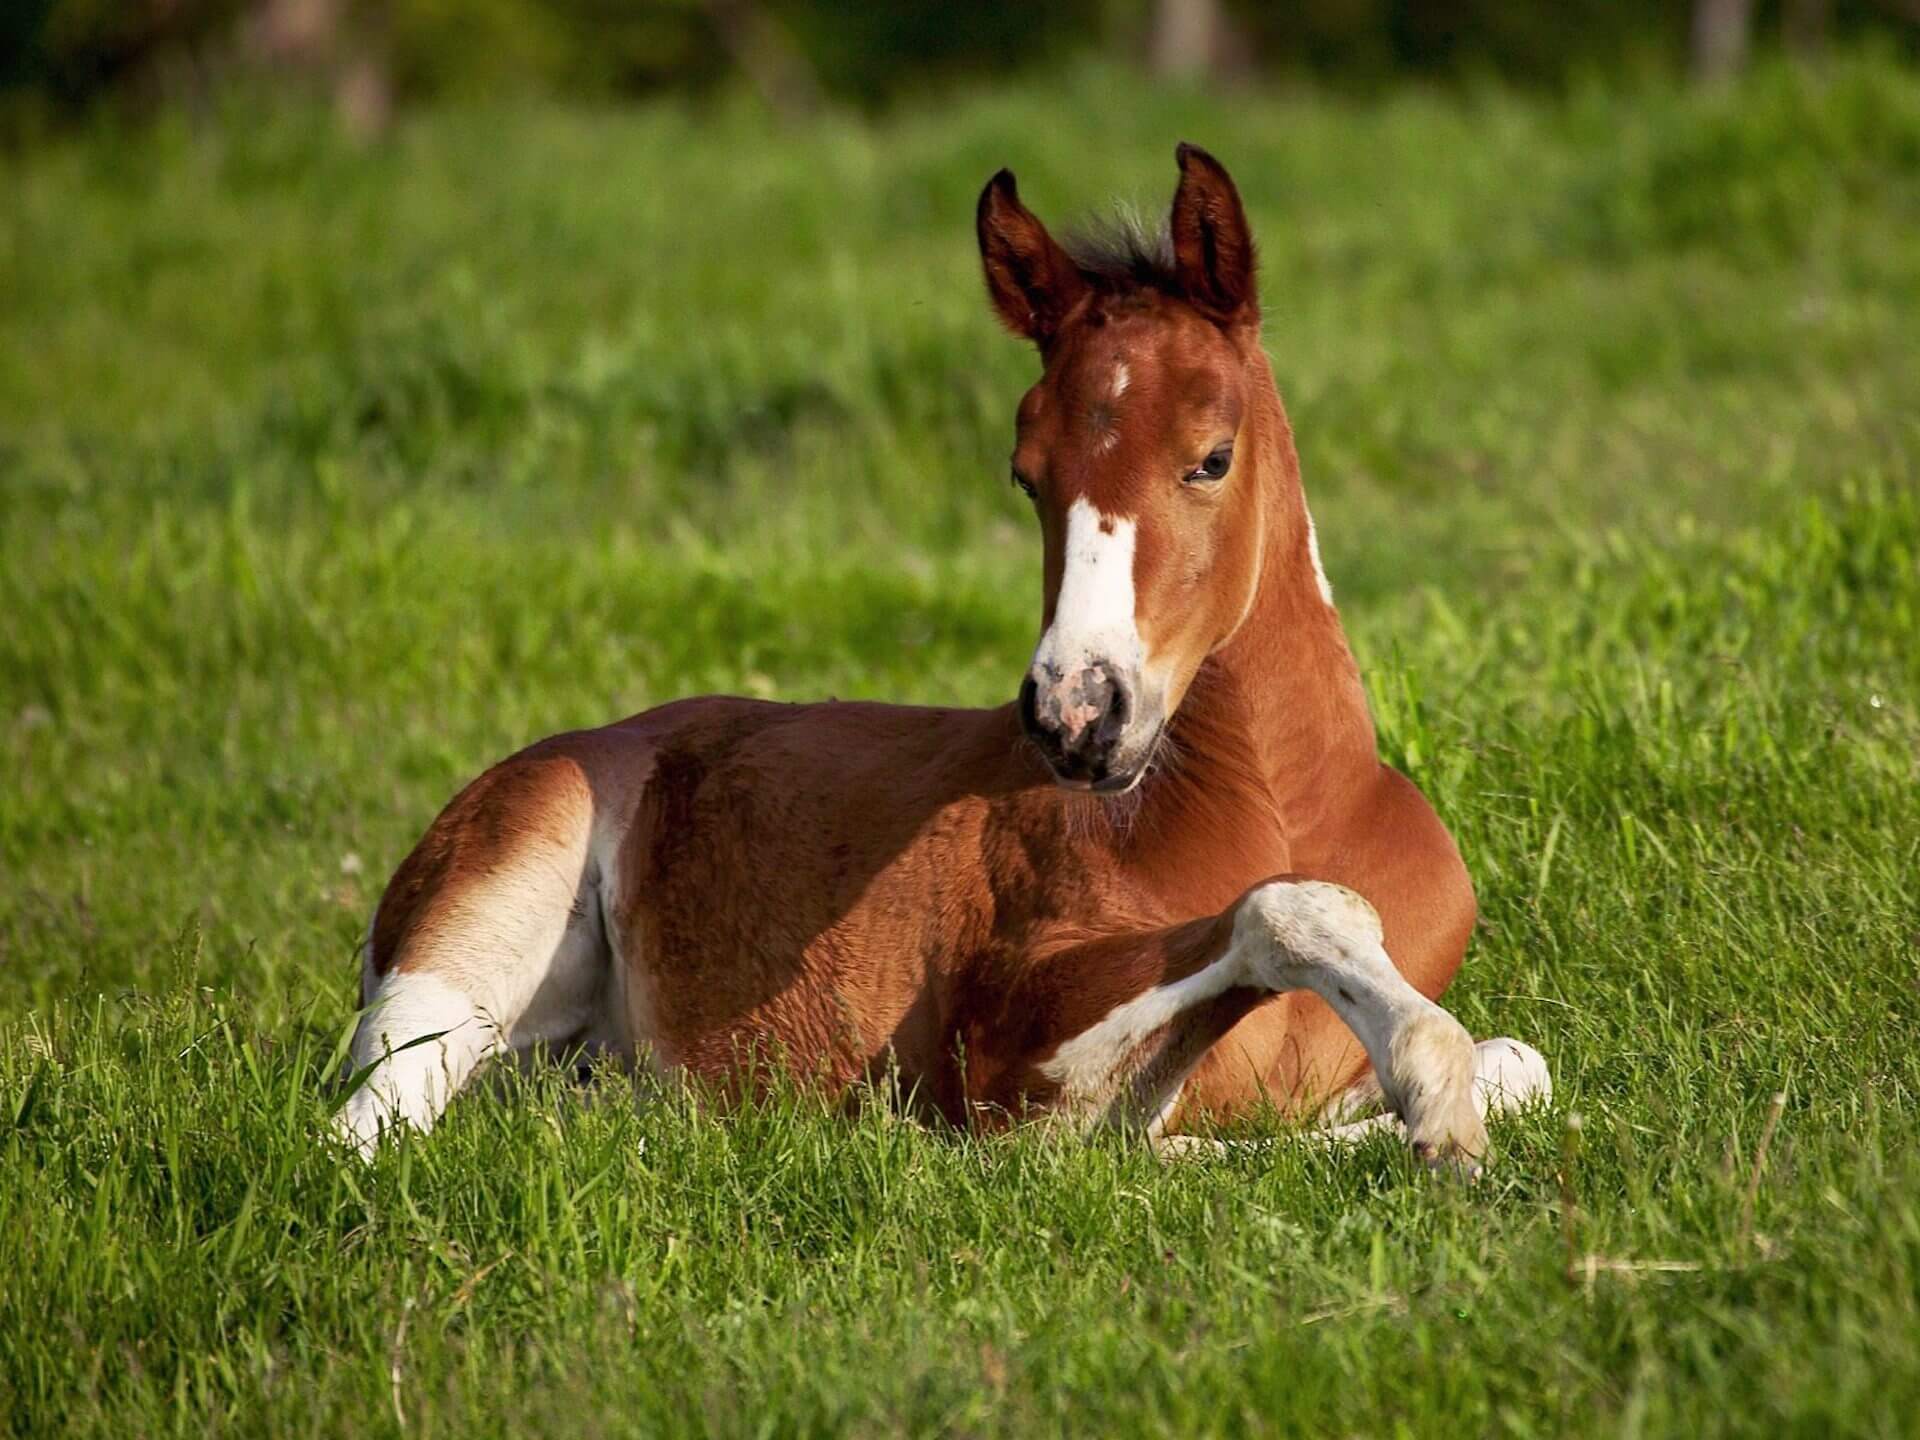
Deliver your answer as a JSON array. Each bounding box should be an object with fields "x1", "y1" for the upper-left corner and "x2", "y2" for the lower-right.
[{"x1": 1019, "y1": 660, "x2": 1159, "y2": 792}]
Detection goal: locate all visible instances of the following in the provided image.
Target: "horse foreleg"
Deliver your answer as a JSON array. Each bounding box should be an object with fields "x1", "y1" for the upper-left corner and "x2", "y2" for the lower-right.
[
  {"x1": 974, "y1": 877, "x2": 1490, "y2": 1171},
  {"x1": 1228, "y1": 879, "x2": 1489, "y2": 1170},
  {"x1": 1318, "y1": 1036, "x2": 1552, "y2": 1137}
]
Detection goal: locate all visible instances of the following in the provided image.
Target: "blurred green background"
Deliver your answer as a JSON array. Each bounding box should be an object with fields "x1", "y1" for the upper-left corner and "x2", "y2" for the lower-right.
[{"x1": 6, "y1": 0, "x2": 1920, "y2": 140}]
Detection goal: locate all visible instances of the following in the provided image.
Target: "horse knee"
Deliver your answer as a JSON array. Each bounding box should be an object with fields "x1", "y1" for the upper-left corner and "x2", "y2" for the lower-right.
[{"x1": 1232, "y1": 878, "x2": 1383, "y2": 983}]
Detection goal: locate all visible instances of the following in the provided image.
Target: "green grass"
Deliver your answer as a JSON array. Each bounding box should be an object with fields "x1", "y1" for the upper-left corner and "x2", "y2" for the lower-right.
[{"x1": 4, "y1": 52, "x2": 1920, "y2": 1437}]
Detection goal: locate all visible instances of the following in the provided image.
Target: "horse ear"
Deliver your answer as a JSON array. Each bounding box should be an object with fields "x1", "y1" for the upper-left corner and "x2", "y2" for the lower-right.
[
  {"x1": 977, "y1": 169, "x2": 1088, "y2": 348},
  {"x1": 1169, "y1": 142, "x2": 1258, "y2": 327}
]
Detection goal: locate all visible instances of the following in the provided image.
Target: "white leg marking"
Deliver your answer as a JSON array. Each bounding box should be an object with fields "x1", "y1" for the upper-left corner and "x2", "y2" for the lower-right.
[
  {"x1": 1318, "y1": 1062, "x2": 1386, "y2": 1126},
  {"x1": 1041, "y1": 957, "x2": 1247, "y2": 1110},
  {"x1": 358, "y1": 912, "x2": 378, "y2": 1005},
  {"x1": 1314, "y1": 1037, "x2": 1552, "y2": 1149},
  {"x1": 1237, "y1": 881, "x2": 1486, "y2": 1170},
  {"x1": 337, "y1": 971, "x2": 497, "y2": 1156},
  {"x1": 1034, "y1": 882, "x2": 1499, "y2": 1169},
  {"x1": 1146, "y1": 1076, "x2": 1187, "y2": 1142},
  {"x1": 1314, "y1": 1111, "x2": 1404, "y2": 1147},
  {"x1": 1469, "y1": 1037, "x2": 1552, "y2": 1116},
  {"x1": 334, "y1": 821, "x2": 617, "y2": 1155},
  {"x1": 1152, "y1": 1133, "x2": 1234, "y2": 1161}
]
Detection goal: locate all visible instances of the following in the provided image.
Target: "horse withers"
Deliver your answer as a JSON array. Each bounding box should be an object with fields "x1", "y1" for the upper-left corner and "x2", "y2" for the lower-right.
[{"x1": 337, "y1": 144, "x2": 1549, "y2": 1168}]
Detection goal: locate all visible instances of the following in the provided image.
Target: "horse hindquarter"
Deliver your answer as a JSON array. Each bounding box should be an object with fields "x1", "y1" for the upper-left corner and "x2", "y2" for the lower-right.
[{"x1": 337, "y1": 749, "x2": 623, "y2": 1153}]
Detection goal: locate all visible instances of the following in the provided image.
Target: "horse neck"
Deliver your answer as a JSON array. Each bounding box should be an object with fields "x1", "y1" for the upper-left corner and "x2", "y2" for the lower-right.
[{"x1": 1155, "y1": 359, "x2": 1380, "y2": 844}]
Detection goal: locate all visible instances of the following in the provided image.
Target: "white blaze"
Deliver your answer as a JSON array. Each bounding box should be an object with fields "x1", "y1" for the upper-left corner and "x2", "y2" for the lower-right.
[{"x1": 1034, "y1": 498, "x2": 1141, "y2": 679}]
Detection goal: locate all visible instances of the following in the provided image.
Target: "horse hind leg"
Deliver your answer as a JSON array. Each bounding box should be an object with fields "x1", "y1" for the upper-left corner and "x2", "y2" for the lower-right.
[{"x1": 335, "y1": 754, "x2": 618, "y2": 1156}]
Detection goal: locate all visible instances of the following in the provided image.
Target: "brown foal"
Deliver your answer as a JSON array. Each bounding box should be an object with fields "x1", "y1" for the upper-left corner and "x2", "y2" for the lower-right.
[{"x1": 338, "y1": 144, "x2": 1549, "y2": 1168}]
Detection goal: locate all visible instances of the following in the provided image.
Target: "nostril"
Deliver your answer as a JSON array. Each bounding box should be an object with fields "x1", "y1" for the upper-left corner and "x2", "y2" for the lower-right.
[
  {"x1": 1017, "y1": 675, "x2": 1043, "y2": 740},
  {"x1": 1020, "y1": 661, "x2": 1138, "y2": 776},
  {"x1": 1100, "y1": 674, "x2": 1131, "y2": 737}
]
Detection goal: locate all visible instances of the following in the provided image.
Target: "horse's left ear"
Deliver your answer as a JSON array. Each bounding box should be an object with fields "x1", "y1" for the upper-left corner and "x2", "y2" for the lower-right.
[{"x1": 1170, "y1": 142, "x2": 1258, "y2": 327}]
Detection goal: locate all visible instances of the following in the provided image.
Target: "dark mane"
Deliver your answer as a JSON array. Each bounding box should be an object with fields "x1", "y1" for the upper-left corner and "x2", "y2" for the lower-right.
[{"x1": 1061, "y1": 210, "x2": 1180, "y2": 296}]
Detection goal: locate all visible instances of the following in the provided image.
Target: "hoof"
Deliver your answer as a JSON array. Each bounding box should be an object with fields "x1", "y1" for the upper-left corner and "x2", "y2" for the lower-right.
[
  {"x1": 1391, "y1": 1012, "x2": 1490, "y2": 1177},
  {"x1": 330, "y1": 1105, "x2": 384, "y2": 1161},
  {"x1": 1410, "y1": 1132, "x2": 1487, "y2": 1180}
]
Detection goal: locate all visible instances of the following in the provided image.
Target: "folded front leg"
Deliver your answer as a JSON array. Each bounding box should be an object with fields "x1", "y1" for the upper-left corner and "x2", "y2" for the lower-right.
[
  {"x1": 1321, "y1": 1036, "x2": 1553, "y2": 1132},
  {"x1": 1232, "y1": 880, "x2": 1489, "y2": 1172},
  {"x1": 954, "y1": 907, "x2": 1263, "y2": 1138},
  {"x1": 959, "y1": 878, "x2": 1488, "y2": 1172}
]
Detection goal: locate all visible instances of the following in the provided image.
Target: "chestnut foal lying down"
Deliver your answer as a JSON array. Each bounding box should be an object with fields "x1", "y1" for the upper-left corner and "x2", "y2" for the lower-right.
[{"x1": 337, "y1": 145, "x2": 1549, "y2": 1168}]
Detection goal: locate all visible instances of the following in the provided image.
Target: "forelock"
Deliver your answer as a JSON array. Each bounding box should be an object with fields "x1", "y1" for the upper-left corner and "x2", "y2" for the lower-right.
[{"x1": 1060, "y1": 207, "x2": 1180, "y2": 298}]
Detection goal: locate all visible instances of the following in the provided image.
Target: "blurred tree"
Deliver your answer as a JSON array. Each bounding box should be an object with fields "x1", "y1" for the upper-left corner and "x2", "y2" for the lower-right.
[
  {"x1": 1784, "y1": 0, "x2": 1835, "y2": 53},
  {"x1": 4, "y1": 0, "x2": 1918, "y2": 139},
  {"x1": 3, "y1": 0, "x2": 248, "y2": 113},
  {"x1": 769, "y1": 0, "x2": 1108, "y2": 104},
  {"x1": 245, "y1": 0, "x2": 391, "y2": 136},
  {"x1": 1149, "y1": 0, "x2": 1226, "y2": 77},
  {"x1": 1230, "y1": 0, "x2": 1688, "y2": 85},
  {"x1": 1693, "y1": 0, "x2": 1757, "y2": 79},
  {"x1": 705, "y1": 0, "x2": 821, "y2": 119}
]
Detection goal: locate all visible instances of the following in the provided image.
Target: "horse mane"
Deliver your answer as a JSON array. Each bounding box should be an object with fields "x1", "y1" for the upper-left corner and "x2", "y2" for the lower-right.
[{"x1": 1061, "y1": 208, "x2": 1181, "y2": 297}]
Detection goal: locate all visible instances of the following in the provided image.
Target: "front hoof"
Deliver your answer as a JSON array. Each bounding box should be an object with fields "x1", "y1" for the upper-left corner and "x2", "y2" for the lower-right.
[
  {"x1": 1407, "y1": 1091, "x2": 1489, "y2": 1178},
  {"x1": 1392, "y1": 1012, "x2": 1490, "y2": 1177},
  {"x1": 1409, "y1": 1123, "x2": 1488, "y2": 1179}
]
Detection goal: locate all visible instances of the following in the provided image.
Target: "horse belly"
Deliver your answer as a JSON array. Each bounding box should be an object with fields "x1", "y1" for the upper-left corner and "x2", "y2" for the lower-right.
[
  {"x1": 602, "y1": 715, "x2": 990, "y2": 1097},
  {"x1": 613, "y1": 882, "x2": 956, "y2": 1096}
]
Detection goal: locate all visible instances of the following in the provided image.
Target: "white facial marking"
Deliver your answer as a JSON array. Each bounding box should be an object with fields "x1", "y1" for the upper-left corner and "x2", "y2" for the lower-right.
[
  {"x1": 1304, "y1": 505, "x2": 1334, "y2": 606},
  {"x1": 1034, "y1": 499, "x2": 1142, "y2": 680},
  {"x1": 1110, "y1": 361, "x2": 1130, "y2": 399}
]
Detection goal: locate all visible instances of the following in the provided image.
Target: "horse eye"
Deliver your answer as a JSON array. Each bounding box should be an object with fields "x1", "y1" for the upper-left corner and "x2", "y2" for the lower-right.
[
  {"x1": 1186, "y1": 446, "x2": 1233, "y2": 483},
  {"x1": 1011, "y1": 466, "x2": 1037, "y2": 499}
]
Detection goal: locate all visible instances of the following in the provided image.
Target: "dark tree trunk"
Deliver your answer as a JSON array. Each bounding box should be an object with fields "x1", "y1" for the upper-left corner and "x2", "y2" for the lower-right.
[
  {"x1": 704, "y1": 0, "x2": 824, "y2": 122},
  {"x1": 1783, "y1": 0, "x2": 1834, "y2": 54},
  {"x1": 1691, "y1": 0, "x2": 1756, "y2": 82},
  {"x1": 1150, "y1": 0, "x2": 1227, "y2": 80}
]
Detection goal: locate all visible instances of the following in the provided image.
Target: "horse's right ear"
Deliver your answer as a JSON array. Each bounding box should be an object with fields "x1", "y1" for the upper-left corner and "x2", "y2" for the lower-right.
[{"x1": 977, "y1": 170, "x2": 1087, "y2": 348}]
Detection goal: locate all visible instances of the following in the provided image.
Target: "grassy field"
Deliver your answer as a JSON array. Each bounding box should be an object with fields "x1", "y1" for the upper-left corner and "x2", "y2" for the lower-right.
[{"x1": 4, "y1": 52, "x2": 1920, "y2": 1436}]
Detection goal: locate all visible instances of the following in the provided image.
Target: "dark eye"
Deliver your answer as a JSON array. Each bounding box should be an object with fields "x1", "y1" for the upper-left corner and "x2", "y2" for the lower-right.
[
  {"x1": 1010, "y1": 466, "x2": 1037, "y2": 499},
  {"x1": 1185, "y1": 445, "x2": 1233, "y2": 484}
]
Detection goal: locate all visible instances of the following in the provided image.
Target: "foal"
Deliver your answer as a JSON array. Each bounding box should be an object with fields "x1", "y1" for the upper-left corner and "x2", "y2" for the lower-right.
[{"x1": 338, "y1": 145, "x2": 1549, "y2": 1167}]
